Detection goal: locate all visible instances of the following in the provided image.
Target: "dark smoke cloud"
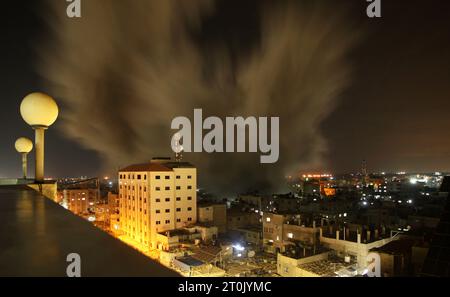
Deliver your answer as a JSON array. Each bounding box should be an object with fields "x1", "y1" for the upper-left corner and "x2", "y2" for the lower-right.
[{"x1": 39, "y1": 0, "x2": 359, "y2": 195}]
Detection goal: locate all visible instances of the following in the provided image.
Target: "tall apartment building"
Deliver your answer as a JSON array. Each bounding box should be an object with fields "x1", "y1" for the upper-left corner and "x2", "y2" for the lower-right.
[{"x1": 118, "y1": 158, "x2": 197, "y2": 249}]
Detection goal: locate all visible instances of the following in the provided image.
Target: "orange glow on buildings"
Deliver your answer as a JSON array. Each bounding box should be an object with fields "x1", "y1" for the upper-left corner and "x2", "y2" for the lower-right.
[{"x1": 118, "y1": 159, "x2": 197, "y2": 251}]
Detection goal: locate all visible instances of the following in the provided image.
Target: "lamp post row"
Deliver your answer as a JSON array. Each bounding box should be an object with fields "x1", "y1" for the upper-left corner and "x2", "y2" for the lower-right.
[{"x1": 15, "y1": 92, "x2": 59, "y2": 183}]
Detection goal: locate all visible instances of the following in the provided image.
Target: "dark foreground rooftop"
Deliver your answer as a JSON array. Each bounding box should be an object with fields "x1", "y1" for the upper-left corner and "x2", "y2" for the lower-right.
[{"x1": 0, "y1": 186, "x2": 179, "y2": 277}]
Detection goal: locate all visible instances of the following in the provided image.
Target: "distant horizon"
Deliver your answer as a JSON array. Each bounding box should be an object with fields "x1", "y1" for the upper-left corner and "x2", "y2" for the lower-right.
[
  {"x1": 2, "y1": 0, "x2": 450, "y2": 193},
  {"x1": 2, "y1": 170, "x2": 450, "y2": 181}
]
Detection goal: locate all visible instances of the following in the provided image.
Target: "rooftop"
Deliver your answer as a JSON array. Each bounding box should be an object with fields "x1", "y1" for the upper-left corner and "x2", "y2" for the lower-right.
[
  {"x1": 175, "y1": 256, "x2": 204, "y2": 267},
  {"x1": 371, "y1": 238, "x2": 418, "y2": 255},
  {"x1": 191, "y1": 246, "x2": 223, "y2": 263},
  {"x1": 119, "y1": 162, "x2": 173, "y2": 172},
  {"x1": 298, "y1": 257, "x2": 353, "y2": 277},
  {"x1": 119, "y1": 160, "x2": 195, "y2": 172},
  {"x1": 0, "y1": 185, "x2": 179, "y2": 276},
  {"x1": 159, "y1": 228, "x2": 193, "y2": 237}
]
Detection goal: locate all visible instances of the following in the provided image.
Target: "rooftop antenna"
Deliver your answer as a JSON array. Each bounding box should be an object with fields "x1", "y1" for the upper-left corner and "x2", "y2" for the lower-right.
[{"x1": 173, "y1": 133, "x2": 183, "y2": 162}]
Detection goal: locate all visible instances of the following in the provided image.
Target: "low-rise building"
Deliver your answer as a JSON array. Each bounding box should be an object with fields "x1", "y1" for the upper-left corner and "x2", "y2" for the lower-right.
[
  {"x1": 227, "y1": 208, "x2": 260, "y2": 231},
  {"x1": 64, "y1": 188, "x2": 99, "y2": 216},
  {"x1": 263, "y1": 213, "x2": 321, "y2": 254},
  {"x1": 370, "y1": 237, "x2": 429, "y2": 276},
  {"x1": 108, "y1": 192, "x2": 121, "y2": 234},
  {"x1": 155, "y1": 225, "x2": 218, "y2": 251},
  {"x1": 319, "y1": 228, "x2": 398, "y2": 268},
  {"x1": 198, "y1": 202, "x2": 227, "y2": 233}
]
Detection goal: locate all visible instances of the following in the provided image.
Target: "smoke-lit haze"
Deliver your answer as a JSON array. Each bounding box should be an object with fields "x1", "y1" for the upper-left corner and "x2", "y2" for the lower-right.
[{"x1": 39, "y1": 0, "x2": 359, "y2": 194}]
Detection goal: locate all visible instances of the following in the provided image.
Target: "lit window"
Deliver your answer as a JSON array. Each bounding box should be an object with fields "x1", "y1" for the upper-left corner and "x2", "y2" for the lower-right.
[
  {"x1": 266, "y1": 217, "x2": 271, "y2": 222},
  {"x1": 287, "y1": 233, "x2": 293, "y2": 239}
]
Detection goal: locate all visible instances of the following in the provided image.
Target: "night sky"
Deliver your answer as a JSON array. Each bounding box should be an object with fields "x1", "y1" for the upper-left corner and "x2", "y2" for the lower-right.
[{"x1": 1, "y1": 0, "x2": 450, "y2": 179}]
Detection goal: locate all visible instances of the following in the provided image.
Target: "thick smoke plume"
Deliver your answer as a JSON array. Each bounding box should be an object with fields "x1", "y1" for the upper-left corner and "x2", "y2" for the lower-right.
[{"x1": 39, "y1": 0, "x2": 359, "y2": 195}]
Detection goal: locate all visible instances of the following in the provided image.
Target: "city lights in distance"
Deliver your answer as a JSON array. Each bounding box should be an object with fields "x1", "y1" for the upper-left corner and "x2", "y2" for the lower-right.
[{"x1": 302, "y1": 173, "x2": 333, "y2": 178}]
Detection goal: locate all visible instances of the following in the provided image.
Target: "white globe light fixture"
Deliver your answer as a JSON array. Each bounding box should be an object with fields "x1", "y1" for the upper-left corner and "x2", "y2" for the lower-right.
[
  {"x1": 15, "y1": 137, "x2": 33, "y2": 179},
  {"x1": 20, "y1": 93, "x2": 59, "y2": 183}
]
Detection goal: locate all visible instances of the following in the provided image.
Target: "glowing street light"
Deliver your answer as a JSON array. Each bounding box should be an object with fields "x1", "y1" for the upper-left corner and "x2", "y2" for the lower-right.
[
  {"x1": 14, "y1": 137, "x2": 33, "y2": 179},
  {"x1": 20, "y1": 93, "x2": 59, "y2": 183}
]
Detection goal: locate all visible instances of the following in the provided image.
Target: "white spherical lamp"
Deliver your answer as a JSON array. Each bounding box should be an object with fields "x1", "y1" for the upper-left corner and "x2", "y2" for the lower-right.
[
  {"x1": 20, "y1": 92, "x2": 59, "y2": 183},
  {"x1": 15, "y1": 137, "x2": 33, "y2": 153},
  {"x1": 15, "y1": 137, "x2": 33, "y2": 180},
  {"x1": 20, "y1": 92, "x2": 59, "y2": 128}
]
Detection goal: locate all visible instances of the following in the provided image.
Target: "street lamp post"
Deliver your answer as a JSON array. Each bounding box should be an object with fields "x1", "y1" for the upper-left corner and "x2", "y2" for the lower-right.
[
  {"x1": 14, "y1": 137, "x2": 33, "y2": 179},
  {"x1": 20, "y1": 93, "x2": 59, "y2": 183}
]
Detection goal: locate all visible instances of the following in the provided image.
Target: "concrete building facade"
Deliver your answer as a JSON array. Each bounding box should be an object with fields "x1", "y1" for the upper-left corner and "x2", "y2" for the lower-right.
[
  {"x1": 263, "y1": 213, "x2": 321, "y2": 253},
  {"x1": 64, "y1": 188, "x2": 99, "y2": 216},
  {"x1": 118, "y1": 159, "x2": 197, "y2": 249},
  {"x1": 198, "y1": 203, "x2": 227, "y2": 233}
]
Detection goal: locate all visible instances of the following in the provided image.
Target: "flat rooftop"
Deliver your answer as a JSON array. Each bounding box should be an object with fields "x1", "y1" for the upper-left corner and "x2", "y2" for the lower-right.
[
  {"x1": 159, "y1": 229, "x2": 193, "y2": 237},
  {"x1": 176, "y1": 256, "x2": 204, "y2": 267},
  {"x1": 298, "y1": 258, "x2": 352, "y2": 277},
  {"x1": 0, "y1": 185, "x2": 179, "y2": 277}
]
